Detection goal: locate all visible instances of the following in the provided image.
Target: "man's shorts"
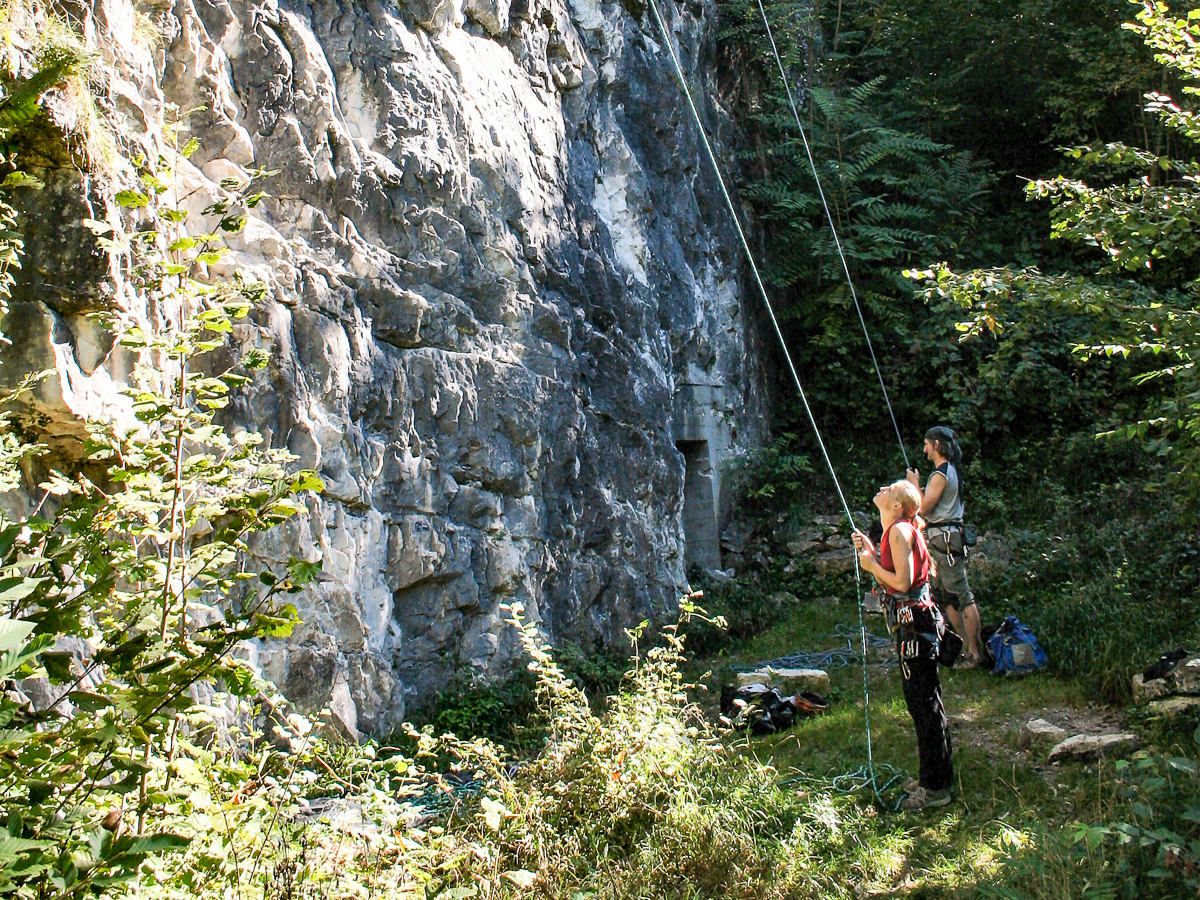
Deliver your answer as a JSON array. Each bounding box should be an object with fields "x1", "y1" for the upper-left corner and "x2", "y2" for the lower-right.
[{"x1": 927, "y1": 531, "x2": 974, "y2": 609}]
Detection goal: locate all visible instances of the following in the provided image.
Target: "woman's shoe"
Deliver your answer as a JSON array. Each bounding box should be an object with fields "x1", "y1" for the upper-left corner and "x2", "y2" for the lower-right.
[
  {"x1": 902, "y1": 777, "x2": 919, "y2": 793},
  {"x1": 900, "y1": 786, "x2": 952, "y2": 810},
  {"x1": 953, "y1": 654, "x2": 979, "y2": 670}
]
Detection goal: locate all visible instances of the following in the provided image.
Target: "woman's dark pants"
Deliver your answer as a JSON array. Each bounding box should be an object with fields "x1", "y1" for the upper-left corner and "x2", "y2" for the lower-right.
[{"x1": 901, "y1": 654, "x2": 954, "y2": 791}]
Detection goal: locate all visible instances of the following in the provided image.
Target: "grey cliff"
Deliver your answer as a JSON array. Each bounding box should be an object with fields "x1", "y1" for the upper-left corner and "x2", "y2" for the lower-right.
[{"x1": 2, "y1": 0, "x2": 768, "y2": 734}]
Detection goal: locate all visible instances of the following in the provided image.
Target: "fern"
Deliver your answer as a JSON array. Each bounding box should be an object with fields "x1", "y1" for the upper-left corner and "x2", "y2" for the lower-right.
[{"x1": 0, "y1": 45, "x2": 86, "y2": 140}]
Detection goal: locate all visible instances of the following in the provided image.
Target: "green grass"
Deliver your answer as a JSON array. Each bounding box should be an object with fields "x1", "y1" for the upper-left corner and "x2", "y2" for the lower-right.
[{"x1": 687, "y1": 592, "x2": 1198, "y2": 898}]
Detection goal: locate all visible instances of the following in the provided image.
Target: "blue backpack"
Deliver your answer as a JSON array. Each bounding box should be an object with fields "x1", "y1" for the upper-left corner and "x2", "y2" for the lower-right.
[{"x1": 988, "y1": 616, "x2": 1048, "y2": 676}]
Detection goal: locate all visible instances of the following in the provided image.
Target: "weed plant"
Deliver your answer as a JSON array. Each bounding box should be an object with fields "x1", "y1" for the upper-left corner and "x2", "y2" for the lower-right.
[
  {"x1": 976, "y1": 480, "x2": 1199, "y2": 703},
  {"x1": 416, "y1": 642, "x2": 631, "y2": 753}
]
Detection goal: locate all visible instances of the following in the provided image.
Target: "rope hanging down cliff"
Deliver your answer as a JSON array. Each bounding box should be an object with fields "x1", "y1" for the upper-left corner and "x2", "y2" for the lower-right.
[
  {"x1": 644, "y1": 0, "x2": 891, "y2": 805},
  {"x1": 752, "y1": 0, "x2": 909, "y2": 472}
]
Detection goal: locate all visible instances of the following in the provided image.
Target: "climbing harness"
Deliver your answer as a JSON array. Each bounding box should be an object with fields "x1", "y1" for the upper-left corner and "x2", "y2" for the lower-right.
[{"x1": 645, "y1": 0, "x2": 913, "y2": 809}]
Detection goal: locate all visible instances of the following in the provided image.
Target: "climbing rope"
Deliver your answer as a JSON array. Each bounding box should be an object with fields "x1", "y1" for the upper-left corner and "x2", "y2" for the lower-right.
[
  {"x1": 832, "y1": 622, "x2": 892, "y2": 650},
  {"x1": 645, "y1": 0, "x2": 894, "y2": 806},
  {"x1": 779, "y1": 762, "x2": 908, "y2": 799},
  {"x1": 752, "y1": 0, "x2": 910, "y2": 472},
  {"x1": 645, "y1": 0, "x2": 857, "y2": 529},
  {"x1": 410, "y1": 777, "x2": 484, "y2": 818},
  {"x1": 733, "y1": 624, "x2": 891, "y2": 672}
]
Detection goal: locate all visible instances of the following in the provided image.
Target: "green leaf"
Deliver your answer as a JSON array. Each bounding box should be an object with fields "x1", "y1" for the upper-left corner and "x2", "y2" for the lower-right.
[
  {"x1": 291, "y1": 471, "x2": 324, "y2": 494},
  {"x1": 0, "y1": 838, "x2": 51, "y2": 860},
  {"x1": 286, "y1": 557, "x2": 323, "y2": 584},
  {"x1": 481, "y1": 797, "x2": 508, "y2": 831},
  {"x1": 0, "y1": 618, "x2": 34, "y2": 654},
  {"x1": 1167, "y1": 757, "x2": 1198, "y2": 776},
  {"x1": 252, "y1": 608, "x2": 297, "y2": 638},
  {"x1": 115, "y1": 833, "x2": 190, "y2": 857},
  {"x1": 67, "y1": 691, "x2": 114, "y2": 712},
  {"x1": 502, "y1": 870, "x2": 537, "y2": 888},
  {"x1": 0, "y1": 728, "x2": 31, "y2": 749},
  {"x1": 0, "y1": 580, "x2": 43, "y2": 608},
  {"x1": 114, "y1": 190, "x2": 149, "y2": 209},
  {"x1": 2, "y1": 171, "x2": 42, "y2": 190}
]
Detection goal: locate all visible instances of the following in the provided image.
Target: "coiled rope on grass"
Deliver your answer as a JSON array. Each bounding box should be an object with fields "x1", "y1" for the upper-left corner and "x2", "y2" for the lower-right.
[
  {"x1": 779, "y1": 763, "x2": 908, "y2": 798},
  {"x1": 731, "y1": 624, "x2": 892, "y2": 672}
]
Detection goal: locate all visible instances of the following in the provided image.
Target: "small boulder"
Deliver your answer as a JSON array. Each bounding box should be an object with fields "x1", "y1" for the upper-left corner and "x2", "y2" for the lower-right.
[
  {"x1": 1018, "y1": 718, "x2": 1067, "y2": 751},
  {"x1": 813, "y1": 548, "x2": 855, "y2": 575},
  {"x1": 1133, "y1": 672, "x2": 1174, "y2": 705},
  {"x1": 1048, "y1": 732, "x2": 1140, "y2": 763},
  {"x1": 1146, "y1": 696, "x2": 1200, "y2": 717},
  {"x1": 737, "y1": 667, "x2": 830, "y2": 695},
  {"x1": 786, "y1": 537, "x2": 822, "y2": 555},
  {"x1": 1168, "y1": 655, "x2": 1200, "y2": 695}
]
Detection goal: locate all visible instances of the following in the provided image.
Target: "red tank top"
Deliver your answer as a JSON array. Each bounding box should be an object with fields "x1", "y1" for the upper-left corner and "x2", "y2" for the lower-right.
[{"x1": 879, "y1": 518, "x2": 931, "y2": 594}]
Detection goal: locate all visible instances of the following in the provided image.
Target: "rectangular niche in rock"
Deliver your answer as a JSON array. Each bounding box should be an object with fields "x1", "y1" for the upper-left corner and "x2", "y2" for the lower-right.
[{"x1": 676, "y1": 439, "x2": 720, "y2": 571}]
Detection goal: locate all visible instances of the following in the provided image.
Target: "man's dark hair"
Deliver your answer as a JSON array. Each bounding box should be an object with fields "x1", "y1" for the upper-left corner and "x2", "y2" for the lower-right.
[{"x1": 925, "y1": 425, "x2": 962, "y2": 469}]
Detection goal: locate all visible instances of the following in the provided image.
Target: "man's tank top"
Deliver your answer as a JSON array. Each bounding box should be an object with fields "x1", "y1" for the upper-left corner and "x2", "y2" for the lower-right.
[
  {"x1": 928, "y1": 461, "x2": 965, "y2": 525},
  {"x1": 878, "y1": 519, "x2": 931, "y2": 595}
]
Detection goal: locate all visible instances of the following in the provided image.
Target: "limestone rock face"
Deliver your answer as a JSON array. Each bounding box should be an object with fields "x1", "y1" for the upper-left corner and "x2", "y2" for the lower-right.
[{"x1": 1, "y1": 0, "x2": 768, "y2": 732}]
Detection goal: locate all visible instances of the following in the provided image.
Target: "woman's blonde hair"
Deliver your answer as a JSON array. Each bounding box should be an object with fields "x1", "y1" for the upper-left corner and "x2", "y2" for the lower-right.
[{"x1": 890, "y1": 480, "x2": 922, "y2": 518}]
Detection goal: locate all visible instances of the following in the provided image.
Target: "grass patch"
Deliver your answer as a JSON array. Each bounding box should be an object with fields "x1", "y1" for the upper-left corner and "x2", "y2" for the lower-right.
[{"x1": 685, "y1": 581, "x2": 1200, "y2": 899}]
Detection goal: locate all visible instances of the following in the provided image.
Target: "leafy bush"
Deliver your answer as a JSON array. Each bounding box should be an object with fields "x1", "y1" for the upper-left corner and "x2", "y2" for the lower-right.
[
  {"x1": 427, "y1": 666, "x2": 540, "y2": 747},
  {"x1": 977, "y1": 482, "x2": 1198, "y2": 702},
  {"x1": 915, "y1": 2, "x2": 1200, "y2": 508},
  {"x1": 418, "y1": 641, "x2": 628, "y2": 748},
  {"x1": 418, "y1": 604, "x2": 824, "y2": 899},
  {"x1": 0, "y1": 104, "x2": 327, "y2": 894},
  {"x1": 725, "y1": 431, "x2": 814, "y2": 514},
  {"x1": 681, "y1": 562, "x2": 831, "y2": 659},
  {"x1": 1090, "y1": 752, "x2": 1200, "y2": 899},
  {"x1": 986, "y1": 750, "x2": 1200, "y2": 900}
]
